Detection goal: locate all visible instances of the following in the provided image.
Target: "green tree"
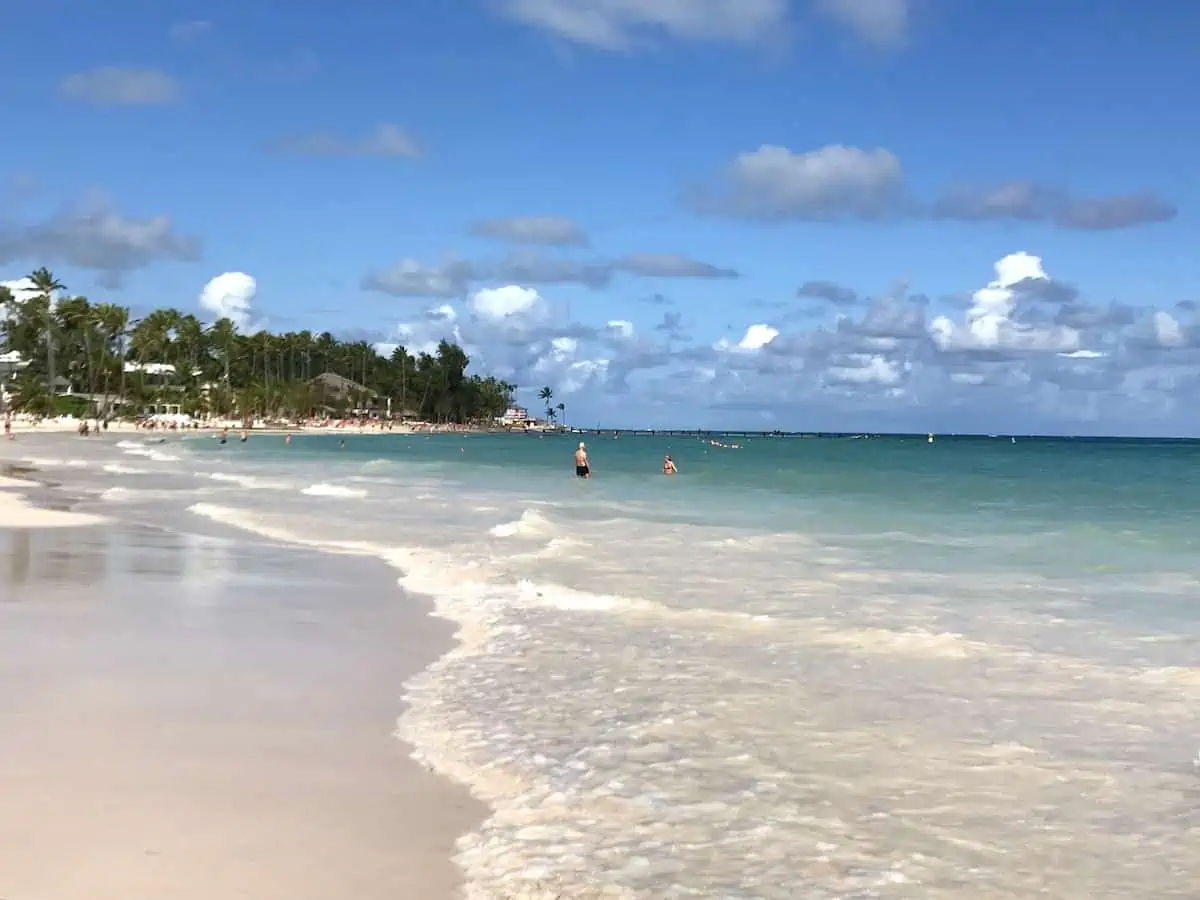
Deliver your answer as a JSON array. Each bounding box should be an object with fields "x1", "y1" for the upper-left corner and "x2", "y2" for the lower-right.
[{"x1": 26, "y1": 268, "x2": 65, "y2": 398}]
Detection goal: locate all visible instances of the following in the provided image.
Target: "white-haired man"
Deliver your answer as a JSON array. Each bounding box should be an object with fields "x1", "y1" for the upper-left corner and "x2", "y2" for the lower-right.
[{"x1": 574, "y1": 441, "x2": 590, "y2": 479}]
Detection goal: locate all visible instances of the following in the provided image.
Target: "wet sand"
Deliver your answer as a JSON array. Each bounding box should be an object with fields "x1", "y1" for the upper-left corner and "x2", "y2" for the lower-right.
[{"x1": 0, "y1": 519, "x2": 484, "y2": 899}]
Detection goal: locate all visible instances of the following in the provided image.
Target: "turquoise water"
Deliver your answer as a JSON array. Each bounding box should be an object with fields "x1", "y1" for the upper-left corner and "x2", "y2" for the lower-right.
[{"x1": 23, "y1": 432, "x2": 1200, "y2": 898}]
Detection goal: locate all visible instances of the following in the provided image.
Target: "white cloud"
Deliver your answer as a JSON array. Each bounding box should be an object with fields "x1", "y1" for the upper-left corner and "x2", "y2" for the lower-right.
[
  {"x1": 199, "y1": 272, "x2": 257, "y2": 331},
  {"x1": 366, "y1": 255, "x2": 1200, "y2": 435},
  {"x1": 929, "y1": 252, "x2": 1083, "y2": 354},
  {"x1": 826, "y1": 353, "x2": 905, "y2": 386},
  {"x1": 470, "y1": 284, "x2": 543, "y2": 319},
  {"x1": 815, "y1": 0, "x2": 908, "y2": 46},
  {"x1": 58, "y1": 67, "x2": 180, "y2": 105},
  {"x1": 716, "y1": 323, "x2": 780, "y2": 352},
  {"x1": 1, "y1": 277, "x2": 39, "y2": 304},
  {"x1": 700, "y1": 144, "x2": 903, "y2": 220},
  {"x1": 496, "y1": 0, "x2": 791, "y2": 51},
  {"x1": 1152, "y1": 310, "x2": 1186, "y2": 348},
  {"x1": 1, "y1": 276, "x2": 60, "y2": 319},
  {"x1": 606, "y1": 319, "x2": 635, "y2": 339}
]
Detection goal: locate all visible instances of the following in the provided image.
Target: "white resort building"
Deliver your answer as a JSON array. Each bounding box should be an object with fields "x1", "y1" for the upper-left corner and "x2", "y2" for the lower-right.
[{"x1": 498, "y1": 405, "x2": 530, "y2": 426}]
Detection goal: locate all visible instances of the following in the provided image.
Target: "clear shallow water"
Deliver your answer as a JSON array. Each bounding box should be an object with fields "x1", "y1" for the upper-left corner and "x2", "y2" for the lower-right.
[{"x1": 22, "y1": 432, "x2": 1200, "y2": 898}]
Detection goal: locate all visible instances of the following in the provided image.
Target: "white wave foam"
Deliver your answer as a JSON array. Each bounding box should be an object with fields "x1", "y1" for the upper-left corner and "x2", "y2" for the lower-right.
[
  {"x1": 300, "y1": 483, "x2": 367, "y2": 499},
  {"x1": 24, "y1": 457, "x2": 88, "y2": 469},
  {"x1": 201, "y1": 471, "x2": 290, "y2": 490},
  {"x1": 119, "y1": 444, "x2": 180, "y2": 463},
  {"x1": 182, "y1": 500, "x2": 1200, "y2": 900},
  {"x1": 102, "y1": 463, "x2": 151, "y2": 475},
  {"x1": 1131, "y1": 666, "x2": 1200, "y2": 691},
  {"x1": 809, "y1": 625, "x2": 983, "y2": 659},
  {"x1": 489, "y1": 508, "x2": 555, "y2": 538}
]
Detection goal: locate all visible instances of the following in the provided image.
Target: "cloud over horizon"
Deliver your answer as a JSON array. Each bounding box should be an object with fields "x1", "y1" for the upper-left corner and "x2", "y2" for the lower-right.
[{"x1": 373, "y1": 249, "x2": 1200, "y2": 434}]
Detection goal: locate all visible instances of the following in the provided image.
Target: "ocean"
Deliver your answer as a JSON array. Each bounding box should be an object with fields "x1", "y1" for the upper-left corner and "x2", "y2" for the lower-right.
[{"x1": 23, "y1": 431, "x2": 1200, "y2": 898}]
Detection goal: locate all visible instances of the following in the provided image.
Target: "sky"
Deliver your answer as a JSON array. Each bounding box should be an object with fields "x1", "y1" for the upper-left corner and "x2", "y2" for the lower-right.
[{"x1": 2, "y1": 0, "x2": 1199, "y2": 435}]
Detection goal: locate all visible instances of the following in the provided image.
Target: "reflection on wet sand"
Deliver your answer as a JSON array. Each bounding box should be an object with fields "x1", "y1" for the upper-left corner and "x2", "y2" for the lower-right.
[
  {"x1": 0, "y1": 512, "x2": 479, "y2": 900},
  {"x1": 0, "y1": 524, "x2": 237, "y2": 596}
]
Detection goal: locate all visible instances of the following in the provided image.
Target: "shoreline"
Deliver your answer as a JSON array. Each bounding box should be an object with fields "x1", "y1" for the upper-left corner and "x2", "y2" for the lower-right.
[
  {"x1": 0, "y1": 458, "x2": 488, "y2": 899},
  {"x1": 3, "y1": 416, "x2": 569, "y2": 438}
]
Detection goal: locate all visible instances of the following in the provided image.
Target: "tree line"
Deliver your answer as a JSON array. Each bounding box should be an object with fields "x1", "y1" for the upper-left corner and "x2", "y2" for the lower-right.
[{"x1": 0, "y1": 268, "x2": 516, "y2": 422}]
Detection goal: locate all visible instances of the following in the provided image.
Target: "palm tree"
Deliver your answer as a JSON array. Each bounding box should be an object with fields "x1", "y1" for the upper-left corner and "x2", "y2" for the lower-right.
[
  {"x1": 556, "y1": 401, "x2": 565, "y2": 427},
  {"x1": 26, "y1": 268, "x2": 64, "y2": 404},
  {"x1": 208, "y1": 317, "x2": 238, "y2": 386},
  {"x1": 538, "y1": 385, "x2": 554, "y2": 422},
  {"x1": 5, "y1": 261, "x2": 518, "y2": 426},
  {"x1": 94, "y1": 302, "x2": 129, "y2": 415}
]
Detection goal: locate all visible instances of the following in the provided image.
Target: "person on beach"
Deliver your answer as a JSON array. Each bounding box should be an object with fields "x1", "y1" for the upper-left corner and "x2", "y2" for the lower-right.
[
  {"x1": 575, "y1": 441, "x2": 591, "y2": 479},
  {"x1": 4, "y1": 413, "x2": 11, "y2": 440},
  {"x1": 663, "y1": 455, "x2": 677, "y2": 475}
]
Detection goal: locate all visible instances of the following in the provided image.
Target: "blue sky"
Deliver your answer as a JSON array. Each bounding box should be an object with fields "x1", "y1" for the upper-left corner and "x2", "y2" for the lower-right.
[{"x1": 2, "y1": 0, "x2": 1199, "y2": 434}]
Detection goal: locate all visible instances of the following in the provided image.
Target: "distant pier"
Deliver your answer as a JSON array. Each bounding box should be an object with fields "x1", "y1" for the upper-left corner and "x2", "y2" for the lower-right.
[{"x1": 567, "y1": 428, "x2": 810, "y2": 438}]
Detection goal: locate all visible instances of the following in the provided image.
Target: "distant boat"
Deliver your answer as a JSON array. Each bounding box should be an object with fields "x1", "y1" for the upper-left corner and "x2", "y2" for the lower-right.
[{"x1": 927, "y1": 433, "x2": 935, "y2": 444}]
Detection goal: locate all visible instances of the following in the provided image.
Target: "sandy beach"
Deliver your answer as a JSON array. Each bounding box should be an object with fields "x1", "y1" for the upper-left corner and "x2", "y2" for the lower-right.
[{"x1": 0, "y1": 482, "x2": 485, "y2": 899}]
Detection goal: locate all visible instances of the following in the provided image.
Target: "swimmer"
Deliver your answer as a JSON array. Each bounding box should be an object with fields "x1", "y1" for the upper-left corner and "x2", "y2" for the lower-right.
[
  {"x1": 239, "y1": 430, "x2": 248, "y2": 442},
  {"x1": 219, "y1": 428, "x2": 228, "y2": 445},
  {"x1": 663, "y1": 455, "x2": 678, "y2": 475},
  {"x1": 285, "y1": 434, "x2": 292, "y2": 445},
  {"x1": 574, "y1": 441, "x2": 591, "y2": 479}
]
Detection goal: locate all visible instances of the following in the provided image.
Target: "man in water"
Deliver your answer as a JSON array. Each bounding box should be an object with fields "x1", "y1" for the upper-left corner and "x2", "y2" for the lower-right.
[
  {"x1": 663, "y1": 455, "x2": 677, "y2": 475},
  {"x1": 574, "y1": 441, "x2": 590, "y2": 479}
]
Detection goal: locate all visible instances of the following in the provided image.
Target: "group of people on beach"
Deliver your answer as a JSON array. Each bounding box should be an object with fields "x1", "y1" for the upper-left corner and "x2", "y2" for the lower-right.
[{"x1": 573, "y1": 441, "x2": 677, "y2": 479}]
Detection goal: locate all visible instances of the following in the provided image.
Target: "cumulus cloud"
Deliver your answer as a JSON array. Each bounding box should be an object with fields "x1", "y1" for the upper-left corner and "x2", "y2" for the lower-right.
[
  {"x1": 471, "y1": 284, "x2": 544, "y2": 319},
  {"x1": 0, "y1": 197, "x2": 200, "y2": 285},
  {"x1": 278, "y1": 124, "x2": 421, "y2": 158},
  {"x1": 368, "y1": 251, "x2": 1200, "y2": 435},
  {"x1": 694, "y1": 145, "x2": 1175, "y2": 230},
  {"x1": 929, "y1": 253, "x2": 1083, "y2": 356},
  {"x1": 716, "y1": 323, "x2": 779, "y2": 352},
  {"x1": 58, "y1": 67, "x2": 180, "y2": 105},
  {"x1": 0, "y1": 277, "x2": 40, "y2": 306},
  {"x1": 199, "y1": 272, "x2": 257, "y2": 331}
]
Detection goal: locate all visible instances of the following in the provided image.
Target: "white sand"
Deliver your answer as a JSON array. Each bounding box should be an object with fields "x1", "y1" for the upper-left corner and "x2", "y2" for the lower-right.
[
  {"x1": 0, "y1": 483, "x2": 107, "y2": 528},
  {"x1": 0, "y1": 521, "x2": 483, "y2": 900},
  {"x1": 0, "y1": 474, "x2": 40, "y2": 488}
]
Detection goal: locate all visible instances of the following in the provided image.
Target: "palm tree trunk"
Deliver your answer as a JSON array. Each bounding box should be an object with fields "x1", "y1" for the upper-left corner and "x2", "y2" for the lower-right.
[{"x1": 45, "y1": 312, "x2": 55, "y2": 408}]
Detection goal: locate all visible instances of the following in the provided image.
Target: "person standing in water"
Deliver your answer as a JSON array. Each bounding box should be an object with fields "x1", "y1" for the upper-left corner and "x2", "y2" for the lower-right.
[
  {"x1": 574, "y1": 441, "x2": 590, "y2": 479},
  {"x1": 663, "y1": 455, "x2": 677, "y2": 475}
]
